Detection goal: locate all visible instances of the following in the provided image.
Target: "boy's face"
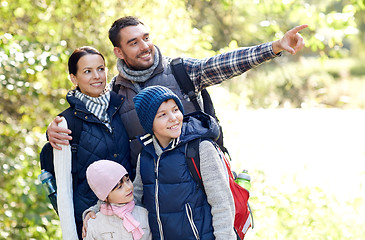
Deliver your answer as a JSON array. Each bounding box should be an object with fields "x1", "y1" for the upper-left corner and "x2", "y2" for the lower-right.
[
  {"x1": 152, "y1": 99, "x2": 183, "y2": 148},
  {"x1": 107, "y1": 175, "x2": 134, "y2": 204}
]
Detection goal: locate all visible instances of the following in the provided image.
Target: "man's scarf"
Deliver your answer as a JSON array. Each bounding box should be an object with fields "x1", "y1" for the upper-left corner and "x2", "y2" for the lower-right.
[{"x1": 116, "y1": 46, "x2": 160, "y2": 83}]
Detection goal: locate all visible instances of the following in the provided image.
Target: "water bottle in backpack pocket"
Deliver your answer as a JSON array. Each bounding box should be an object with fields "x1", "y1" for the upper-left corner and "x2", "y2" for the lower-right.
[
  {"x1": 235, "y1": 170, "x2": 251, "y2": 192},
  {"x1": 39, "y1": 169, "x2": 58, "y2": 214}
]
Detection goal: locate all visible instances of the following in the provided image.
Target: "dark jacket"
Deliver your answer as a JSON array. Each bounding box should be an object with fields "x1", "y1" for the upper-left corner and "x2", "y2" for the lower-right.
[
  {"x1": 138, "y1": 112, "x2": 219, "y2": 240},
  {"x1": 113, "y1": 49, "x2": 199, "y2": 169},
  {"x1": 66, "y1": 90, "x2": 131, "y2": 237}
]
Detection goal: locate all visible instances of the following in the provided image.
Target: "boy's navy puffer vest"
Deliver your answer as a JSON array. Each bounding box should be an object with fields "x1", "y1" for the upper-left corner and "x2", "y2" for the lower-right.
[
  {"x1": 66, "y1": 90, "x2": 131, "y2": 237},
  {"x1": 139, "y1": 112, "x2": 219, "y2": 240}
]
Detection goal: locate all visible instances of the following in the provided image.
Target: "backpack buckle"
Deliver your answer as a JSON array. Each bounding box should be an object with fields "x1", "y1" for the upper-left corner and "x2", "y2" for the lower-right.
[
  {"x1": 187, "y1": 90, "x2": 197, "y2": 101},
  {"x1": 71, "y1": 143, "x2": 78, "y2": 153}
]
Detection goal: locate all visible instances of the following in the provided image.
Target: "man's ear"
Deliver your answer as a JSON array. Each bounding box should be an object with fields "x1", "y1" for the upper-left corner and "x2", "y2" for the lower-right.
[{"x1": 113, "y1": 47, "x2": 124, "y2": 60}]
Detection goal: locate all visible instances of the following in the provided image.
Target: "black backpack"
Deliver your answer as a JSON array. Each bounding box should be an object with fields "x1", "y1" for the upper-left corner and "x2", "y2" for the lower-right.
[
  {"x1": 170, "y1": 57, "x2": 229, "y2": 156},
  {"x1": 40, "y1": 107, "x2": 83, "y2": 192}
]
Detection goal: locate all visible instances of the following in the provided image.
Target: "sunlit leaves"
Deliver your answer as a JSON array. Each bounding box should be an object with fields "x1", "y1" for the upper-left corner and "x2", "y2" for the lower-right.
[{"x1": 248, "y1": 170, "x2": 365, "y2": 239}]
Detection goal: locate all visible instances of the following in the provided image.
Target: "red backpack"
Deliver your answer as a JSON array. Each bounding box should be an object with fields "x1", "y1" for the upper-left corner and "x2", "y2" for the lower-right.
[{"x1": 185, "y1": 138, "x2": 252, "y2": 239}]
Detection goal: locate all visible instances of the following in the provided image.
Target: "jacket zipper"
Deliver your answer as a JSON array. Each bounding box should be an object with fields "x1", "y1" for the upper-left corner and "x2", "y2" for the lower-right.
[
  {"x1": 153, "y1": 143, "x2": 180, "y2": 240},
  {"x1": 155, "y1": 155, "x2": 164, "y2": 240}
]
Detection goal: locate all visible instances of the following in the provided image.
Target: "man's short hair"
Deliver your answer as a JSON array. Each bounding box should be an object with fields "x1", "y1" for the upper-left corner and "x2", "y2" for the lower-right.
[{"x1": 109, "y1": 16, "x2": 144, "y2": 47}]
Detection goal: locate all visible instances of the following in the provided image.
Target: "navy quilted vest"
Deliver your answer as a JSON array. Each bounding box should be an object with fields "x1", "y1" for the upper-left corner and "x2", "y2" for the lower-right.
[
  {"x1": 66, "y1": 91, "x2": 131, "y2": 231},
  {"x1": 139, "y1": 112, "x2": 220, "y2": 240}
]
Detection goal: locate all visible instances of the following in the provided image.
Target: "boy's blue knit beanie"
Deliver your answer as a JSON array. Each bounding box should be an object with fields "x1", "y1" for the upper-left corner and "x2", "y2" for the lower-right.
[{"x1": 133, "y1": 85, "x2": 184, "y2": 134}]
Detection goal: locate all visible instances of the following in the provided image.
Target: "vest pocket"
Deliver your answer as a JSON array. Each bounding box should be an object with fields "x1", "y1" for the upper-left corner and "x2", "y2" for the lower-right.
[{"x1": 185, "y1": 203, "x2": 200, "y2": 240}]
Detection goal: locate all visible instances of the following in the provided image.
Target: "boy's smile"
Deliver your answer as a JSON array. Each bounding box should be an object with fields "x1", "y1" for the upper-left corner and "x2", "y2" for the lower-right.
[{"x1": 152, "y1": 99, "x2": 183, "y2": 148}]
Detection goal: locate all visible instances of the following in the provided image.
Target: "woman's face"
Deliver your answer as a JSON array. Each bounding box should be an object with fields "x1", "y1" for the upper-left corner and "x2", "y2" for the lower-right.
[
  {"x1": 107, "y1": 175, "x2": 134, "y2": 204},
  {"x1": 70, "y1": 54, "x2": 106, "y2": 97}
]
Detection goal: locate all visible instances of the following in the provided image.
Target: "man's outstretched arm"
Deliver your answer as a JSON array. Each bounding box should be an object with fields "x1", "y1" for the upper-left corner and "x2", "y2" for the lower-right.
[
  {"x1": 183, "y1": 24, "x2": 308, "y2": 91},
  {"x1": 47, "y1": 116, "x2": 72, "y2": 150}
]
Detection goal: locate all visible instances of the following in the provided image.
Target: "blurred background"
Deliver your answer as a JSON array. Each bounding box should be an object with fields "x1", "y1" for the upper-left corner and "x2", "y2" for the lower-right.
[{"x1": 1, "y1": 0, "x2": 365, "y2": 239}]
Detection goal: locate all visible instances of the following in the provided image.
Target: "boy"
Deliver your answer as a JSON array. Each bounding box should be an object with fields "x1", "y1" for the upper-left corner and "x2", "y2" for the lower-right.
[{"x1": 133, "y1": 85, "x2": 236, "y2": 240}]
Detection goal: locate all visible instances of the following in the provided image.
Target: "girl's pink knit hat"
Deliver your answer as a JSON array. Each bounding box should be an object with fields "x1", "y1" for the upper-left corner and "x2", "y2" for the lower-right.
[{"x1": 86, "y1": 160, "x2": 128, "y2": 201}]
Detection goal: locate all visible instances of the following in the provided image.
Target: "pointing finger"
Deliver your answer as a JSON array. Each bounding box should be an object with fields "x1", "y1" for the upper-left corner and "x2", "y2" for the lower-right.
[{"x1": 289, "y1": 24, "x2": 308, "y2": 34}]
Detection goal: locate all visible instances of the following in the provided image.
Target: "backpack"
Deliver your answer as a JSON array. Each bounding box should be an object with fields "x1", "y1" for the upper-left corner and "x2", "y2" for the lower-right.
[
  {"x1": 185, "y1": 138, "x2": 252, "y2": 240},
  {"x1": 170, "y1": 57, "x2": 229, "y2": 155},
  {"x1": 39, "y1": 107, "x2": 83, "y2": 209}
]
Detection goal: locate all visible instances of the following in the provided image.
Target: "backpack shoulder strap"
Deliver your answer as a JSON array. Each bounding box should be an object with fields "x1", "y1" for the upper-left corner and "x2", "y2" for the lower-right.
[
  {"x1": 185, "y1": 138, "x2": 205, "y2": 192},
  {"x1": 58, "y1": 107, "x2": 83, "y2": 147},
  {"x1": 110, "y1": 75, "x2": 121, "y2": 94},
  {"x1": 171, "y1": 58, "x2": 230, "y2": 157},
  {"x1": 171, "y1": 57, "x2": 202, "y2": 111},
  {"x1": 58, "y1": 107, "x2": 83, "y2": 190}
]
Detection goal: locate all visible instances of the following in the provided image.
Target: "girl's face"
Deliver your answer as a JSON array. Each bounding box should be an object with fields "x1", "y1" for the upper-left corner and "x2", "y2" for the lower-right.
[
  {"x1": 70, "y1": 54, "x2": 107, "y2": 97},
  {"x1": 152, "y1": 99, "x2": 183, "y2": 148},
  {"x1": 107, "y1": 175, "x2": 134, "y2": 204}
]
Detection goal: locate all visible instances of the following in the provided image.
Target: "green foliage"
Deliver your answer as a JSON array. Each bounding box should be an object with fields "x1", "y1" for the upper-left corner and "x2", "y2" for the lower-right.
[
  {"x1": 246, "y1": 170, "x2": 365, "y2": 240},
  {"x1": 0, "y1": 31, "x2": 62, "y2": 239},
  {"x1": 186, "y1": 0, "x2": 360, "y2": 58},
  {"x1": 216, "y1": 57, "x2": 365, "y2": 109},
  {"x1": 350, "y1": 63, "x2": 365, "y2": 76}
]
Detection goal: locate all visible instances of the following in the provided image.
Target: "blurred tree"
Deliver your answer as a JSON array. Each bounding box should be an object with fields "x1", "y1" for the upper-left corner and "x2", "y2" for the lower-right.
[
  {"x1": 349, "y1": 0, "x2": 365, "y2": 57},
  {"x1": 202, "y1": 0, "x2": 364, "y2": 109},
  {"x1": 186, "y1": 0, "x2": 359, "y2": 56}
]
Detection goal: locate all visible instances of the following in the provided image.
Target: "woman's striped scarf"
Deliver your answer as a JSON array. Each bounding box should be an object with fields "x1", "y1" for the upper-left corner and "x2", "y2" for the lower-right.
[{"x1": 75, "y1": 90, "x2": 112, "y2": 132}]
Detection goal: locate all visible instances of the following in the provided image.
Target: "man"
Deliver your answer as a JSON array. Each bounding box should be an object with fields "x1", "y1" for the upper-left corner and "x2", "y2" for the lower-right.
[{"x1": 48, "y1": 16, "x2": 307, "y2": 170}]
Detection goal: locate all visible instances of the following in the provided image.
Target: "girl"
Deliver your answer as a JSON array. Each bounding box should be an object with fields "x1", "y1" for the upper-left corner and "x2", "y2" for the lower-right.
[{"x1": 84, "y1": 160, "x2": 151, "y2": 240}]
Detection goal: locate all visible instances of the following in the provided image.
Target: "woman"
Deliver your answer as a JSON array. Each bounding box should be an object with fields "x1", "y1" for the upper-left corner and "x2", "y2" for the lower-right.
[{"x1": 53, "y1": 46, "x2": 131, "y2": 239}]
